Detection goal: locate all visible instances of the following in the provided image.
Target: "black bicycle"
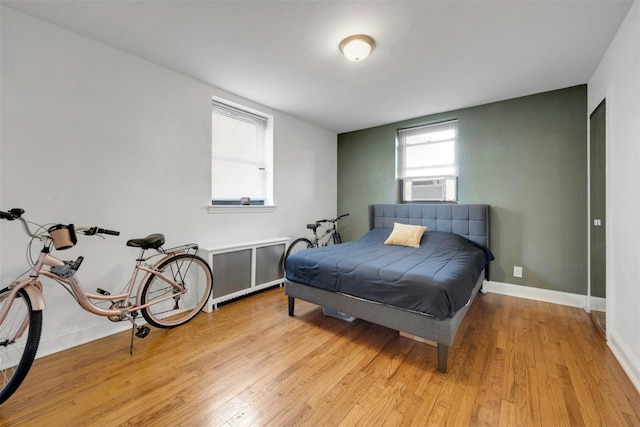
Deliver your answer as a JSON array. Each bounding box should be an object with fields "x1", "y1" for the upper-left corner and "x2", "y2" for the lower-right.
[{"x1": 285, "y1": 214, "x2": 349, "y2": 264}]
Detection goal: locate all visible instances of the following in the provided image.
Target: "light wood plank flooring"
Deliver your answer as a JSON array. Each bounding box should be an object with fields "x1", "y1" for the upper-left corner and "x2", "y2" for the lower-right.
[{"x1": 0, "y1": 287, "x2": 638, "y2": 426}]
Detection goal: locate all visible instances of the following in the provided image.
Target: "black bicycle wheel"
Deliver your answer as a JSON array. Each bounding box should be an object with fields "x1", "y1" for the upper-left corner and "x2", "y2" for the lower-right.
[
  {"x1": 0, "y1": 287, "x2": 43, "y2": 405},
  {"x1": 332, "y1": 232, "x2": 342, "y2": 244},
  {"x1": 141, "y1": 254, "x2": 213, "y2": 329},
  {"x1": 284, "y1": 238, "x2": 313, "y2": 269}
]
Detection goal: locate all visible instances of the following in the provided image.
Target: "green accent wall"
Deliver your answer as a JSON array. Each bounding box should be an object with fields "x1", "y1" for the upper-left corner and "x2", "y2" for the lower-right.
[{"x1": 337, "y1": 85, "x2": 588, "y2": 295}]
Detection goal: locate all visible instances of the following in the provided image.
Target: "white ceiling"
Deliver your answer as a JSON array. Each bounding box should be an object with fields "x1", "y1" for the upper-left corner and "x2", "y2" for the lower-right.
[{"x1": 2, "y1": 0, "x2": 633, "y2": 133}]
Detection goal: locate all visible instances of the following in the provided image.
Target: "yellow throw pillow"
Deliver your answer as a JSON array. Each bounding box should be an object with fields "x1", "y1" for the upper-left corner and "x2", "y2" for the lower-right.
[{"x1": 384, "y1": 222, "x2": 427, "y2": 248}]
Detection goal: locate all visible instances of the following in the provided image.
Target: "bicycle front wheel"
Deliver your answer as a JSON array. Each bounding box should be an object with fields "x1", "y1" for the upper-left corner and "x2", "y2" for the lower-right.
[
  {"x1": 284, "y1": 238, "x2": 314, "y2": 269},
  {"x1": 141, "y1": 254, "x2": 213, "y2": 328},
  {"x1": 0, "y1": 287, "x2": 43, "y2": 405}
]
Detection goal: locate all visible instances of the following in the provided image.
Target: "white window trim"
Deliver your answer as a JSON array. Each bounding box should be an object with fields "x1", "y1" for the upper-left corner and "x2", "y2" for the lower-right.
[
  {"x1": 210, "y1": 96, "x2": 275, "y2": 211},
  {"x1": 397, "y1": 119, "x2": 459, "y2": 179},
  {"x1": 207, "y1": 204, "x2": 277, "y2": 214},
  {"x1": 397, "y1": 119, "x2": 459, "y2": 202}
]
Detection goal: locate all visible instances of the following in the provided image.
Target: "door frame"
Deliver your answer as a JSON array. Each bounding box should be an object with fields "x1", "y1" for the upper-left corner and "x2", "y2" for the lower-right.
[{"x1": 587, "y1": 97, "x2": 608, "y2": 338}]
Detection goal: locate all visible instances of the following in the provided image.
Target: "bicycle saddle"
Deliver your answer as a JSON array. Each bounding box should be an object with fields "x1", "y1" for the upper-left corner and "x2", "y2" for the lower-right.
[
  {"x1": 306, "y1": 223, "x2": 321, "y2": 231},
  {"x1": 126, "y1": 233, "x2": 165, "y2": 250}
]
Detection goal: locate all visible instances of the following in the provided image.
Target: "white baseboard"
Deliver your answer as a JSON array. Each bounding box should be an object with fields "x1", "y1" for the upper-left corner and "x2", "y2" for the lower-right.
[
  {"x1": 36, "y1": 321, "x2": 130, "y2": 360},
  {"x1": 483, "y1": 280, "x2": 640, "y2": 394},
  {"x1": 608, "y1": 331, "x2": 640, "y2": 394},
  {"x1": 483, "y1": 280, "x2": 587, "y2": 308},
  {"x1": 586, "y1": 296, "x2": 606, "y2": 313}
]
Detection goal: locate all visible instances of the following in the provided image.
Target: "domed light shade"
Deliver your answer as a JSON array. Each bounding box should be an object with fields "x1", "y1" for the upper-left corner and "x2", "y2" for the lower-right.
[{"x1": 339, "y1": 35, "x2": 375, "y2": 61}]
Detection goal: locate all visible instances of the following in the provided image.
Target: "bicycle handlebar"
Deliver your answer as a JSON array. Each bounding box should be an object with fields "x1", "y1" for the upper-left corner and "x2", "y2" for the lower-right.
[
  {"x1": 81, "y1": 226, "x2": 120, "y2": 237},
  {"x1": 316, "y1": 213, "x2": 349, "y2": 224},
  {"x1": 0, "y1": 208, "x2": 25, "y2": 221},
  {"x1": 1, "y1": 208, "x2": 120, "y2": 238},
  {"x1": 98, "y1": 228, "x2": 120, "y2": 236}
]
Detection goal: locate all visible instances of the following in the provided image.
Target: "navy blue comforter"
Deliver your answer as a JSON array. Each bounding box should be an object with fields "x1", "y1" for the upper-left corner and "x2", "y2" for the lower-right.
[{"x1": 285, "y1": 228, "x2": 494, "y2": 320}]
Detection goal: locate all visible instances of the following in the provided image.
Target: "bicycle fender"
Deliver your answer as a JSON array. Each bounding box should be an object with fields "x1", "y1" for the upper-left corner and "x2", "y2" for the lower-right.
[{"x1": 23, "y1": 282, "x2": 46, "y2": 311}]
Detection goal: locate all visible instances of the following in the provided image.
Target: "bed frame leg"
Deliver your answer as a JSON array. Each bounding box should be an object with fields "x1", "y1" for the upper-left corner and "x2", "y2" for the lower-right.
[
  {"x1": 437, "y1": 344, "x2": 448, "y2": 373},
  {"x1": 288, "y1": 296, "x2": 295, "y2": 316}
]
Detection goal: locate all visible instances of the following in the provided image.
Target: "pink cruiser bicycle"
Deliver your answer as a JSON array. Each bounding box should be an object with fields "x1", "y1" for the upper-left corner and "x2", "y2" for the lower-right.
[{"x1": 0, "y1": 208, "x2": 213, "y2": 404}]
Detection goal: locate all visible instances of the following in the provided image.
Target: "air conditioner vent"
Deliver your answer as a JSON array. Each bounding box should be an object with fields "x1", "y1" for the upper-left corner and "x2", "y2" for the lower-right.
[
  {"x1": 411, "y1": 179, "x2": 445, "y2": 200},
  {"x1": 401, "y1": 177, "x2": 457, "y2": 202},
  {"x1": 413, "y1": 179, "x2": 437, "y2": 186}
]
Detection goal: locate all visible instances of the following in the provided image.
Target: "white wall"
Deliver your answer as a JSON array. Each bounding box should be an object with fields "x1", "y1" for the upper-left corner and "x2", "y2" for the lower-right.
[
  {"x1": 588, "y1": 0, "x2": 640, "y2": 391},
  {"x1": 0, "y1": 7, "x2": 337, "y2": 357}
]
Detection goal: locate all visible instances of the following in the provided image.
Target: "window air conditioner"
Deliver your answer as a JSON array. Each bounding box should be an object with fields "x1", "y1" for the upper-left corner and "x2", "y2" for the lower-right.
[
  {"x1": 410, "y1": 179, "x2": 446, "y2": 201},
  {"x1": 401, "y1": 178, "x2": 457, "y2": 202}
]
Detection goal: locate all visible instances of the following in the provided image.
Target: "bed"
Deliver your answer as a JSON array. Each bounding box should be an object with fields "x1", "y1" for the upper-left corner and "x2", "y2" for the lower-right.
[{"x1": 284, "y1": 203, "x2": 492, "y2": 373}]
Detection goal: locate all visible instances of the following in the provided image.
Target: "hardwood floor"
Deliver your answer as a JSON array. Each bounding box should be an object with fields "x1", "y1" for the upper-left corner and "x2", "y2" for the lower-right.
[{"x1": 1, "y1": 287, "x2": 638, "y2": 426}]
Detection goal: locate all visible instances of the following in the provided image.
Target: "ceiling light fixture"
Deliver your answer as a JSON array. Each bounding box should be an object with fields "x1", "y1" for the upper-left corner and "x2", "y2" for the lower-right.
[{"x1": 339, "y1": 35, "x2": 375, "y2": 62}]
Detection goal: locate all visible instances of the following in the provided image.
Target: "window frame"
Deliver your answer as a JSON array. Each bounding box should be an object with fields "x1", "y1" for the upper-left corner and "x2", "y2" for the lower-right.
[
  {"x1": 397, "y1": 119, "x2": 459, "y2": 203},
  {"x1": 209, "y1": 97, "x2": 274, "y2": 212}
]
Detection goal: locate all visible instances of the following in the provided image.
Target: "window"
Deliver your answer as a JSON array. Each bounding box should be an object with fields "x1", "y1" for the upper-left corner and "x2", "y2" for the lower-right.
[
  {"x1": 211, "y1": 98, "x2": 273, "y2": 206},
  {"x1": 397, "y1": 120, "x2": 458, "y2": 202}
]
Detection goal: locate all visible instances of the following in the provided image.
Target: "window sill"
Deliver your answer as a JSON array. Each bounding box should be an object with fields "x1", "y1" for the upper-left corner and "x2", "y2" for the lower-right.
[{"x1": 207, "y1": 205, "x2": 277, "y2": 214}]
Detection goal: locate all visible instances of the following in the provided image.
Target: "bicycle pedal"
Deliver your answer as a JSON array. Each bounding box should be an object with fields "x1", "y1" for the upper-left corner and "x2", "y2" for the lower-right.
[
  {"x1": 135, "y1": 326, "x2": 150, "y2": 339},
  {"x1": 96, "y1": 288, "x2": 111, "y2": 296}
]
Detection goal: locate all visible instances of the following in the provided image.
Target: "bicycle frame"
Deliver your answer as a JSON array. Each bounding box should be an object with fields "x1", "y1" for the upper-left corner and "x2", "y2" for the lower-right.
[
  {"x1": 310, "y1": 217, "x2": 342, "y2": 247},
  {"x1": 314, "y1": 225, "x2": 335, "y2": 246},
  {"x1": 0, "y1": 242, "x2": 197, "y2": 329}
]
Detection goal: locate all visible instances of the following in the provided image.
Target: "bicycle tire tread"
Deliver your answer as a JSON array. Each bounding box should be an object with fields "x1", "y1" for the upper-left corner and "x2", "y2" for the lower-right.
[{"x1": 0, "y1": 288, "x2": 43, "y2": 405}]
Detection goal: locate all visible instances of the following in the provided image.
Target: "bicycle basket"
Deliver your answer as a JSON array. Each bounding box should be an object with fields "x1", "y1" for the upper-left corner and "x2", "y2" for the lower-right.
[{"x1": 48, "y1": 224, "x2": 77, "y2": 250}]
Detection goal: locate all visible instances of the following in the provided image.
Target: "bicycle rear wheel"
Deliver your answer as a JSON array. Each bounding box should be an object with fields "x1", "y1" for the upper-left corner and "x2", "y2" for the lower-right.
[
  {"x1": 141, "y1": 254, "x2": 212, "y2": 328},
  {"x1": 0, "y1": 287, "x2": 42, "y2": 405}
]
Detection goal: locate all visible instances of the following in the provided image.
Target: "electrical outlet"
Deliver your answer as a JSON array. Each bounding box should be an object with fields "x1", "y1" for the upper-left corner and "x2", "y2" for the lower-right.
[{"x1": 513, "y1": 266, "x2": 523, "y2": 278}]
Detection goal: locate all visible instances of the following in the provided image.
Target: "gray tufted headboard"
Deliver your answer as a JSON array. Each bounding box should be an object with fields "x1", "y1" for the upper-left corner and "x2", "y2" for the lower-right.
[{"x1": 369, "y1": 204, "x2": 490, "y2": 248}]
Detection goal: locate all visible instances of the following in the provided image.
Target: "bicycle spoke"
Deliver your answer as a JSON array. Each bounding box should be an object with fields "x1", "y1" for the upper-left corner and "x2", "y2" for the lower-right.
[{"x1": 140, "y1": 255, "x2": 212, "y2": 328}]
